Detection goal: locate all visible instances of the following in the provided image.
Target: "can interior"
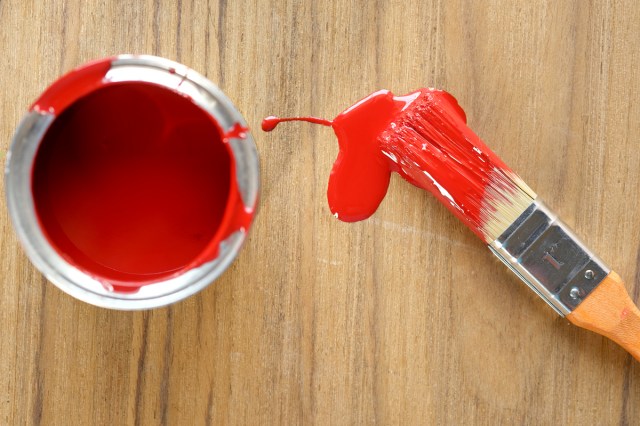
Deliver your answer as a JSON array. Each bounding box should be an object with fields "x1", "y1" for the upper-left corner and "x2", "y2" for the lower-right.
[{"x1": 31, "y1": 81, "x2": 233, "y2": 288}]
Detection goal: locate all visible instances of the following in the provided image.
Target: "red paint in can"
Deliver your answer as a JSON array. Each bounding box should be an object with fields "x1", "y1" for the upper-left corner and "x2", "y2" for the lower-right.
[{"x1": 6, "y1": 55, "x2": 259, "y2": 308}]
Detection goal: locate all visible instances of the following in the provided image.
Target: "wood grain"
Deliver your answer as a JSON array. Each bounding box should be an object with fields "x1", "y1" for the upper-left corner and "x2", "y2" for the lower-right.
[{"x1": 0, "y1": 0, "x2": 639, "y2": 424}]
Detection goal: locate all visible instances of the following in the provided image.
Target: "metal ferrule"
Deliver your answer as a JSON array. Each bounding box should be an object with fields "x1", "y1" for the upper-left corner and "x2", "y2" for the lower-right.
[{"x1": 489, "y1": 200, "x2": 610, "y2": 316}]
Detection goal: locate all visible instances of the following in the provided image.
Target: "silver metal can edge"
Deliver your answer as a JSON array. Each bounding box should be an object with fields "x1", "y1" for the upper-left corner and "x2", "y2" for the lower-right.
[{"x1": 5, "y1": 54, "x2": 260, "y2": 310}]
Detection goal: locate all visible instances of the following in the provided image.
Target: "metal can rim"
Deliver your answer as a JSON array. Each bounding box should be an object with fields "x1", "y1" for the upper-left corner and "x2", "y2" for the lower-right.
[{"x1": 5, "y1": 54, "x2": 260, "y2": 310}]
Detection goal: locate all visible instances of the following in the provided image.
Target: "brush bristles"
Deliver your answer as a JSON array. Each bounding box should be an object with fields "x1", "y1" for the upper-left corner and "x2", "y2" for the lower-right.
[
  {"x1": 478, "y1": 169, "x2": 537, "y2": 242},
  {"x1": 378, "y1": 88, "x2": 540, "y2": 244}
]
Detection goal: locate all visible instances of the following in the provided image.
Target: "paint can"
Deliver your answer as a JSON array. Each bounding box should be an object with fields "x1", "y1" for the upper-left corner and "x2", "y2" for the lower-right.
[{"x1": 5, "y1": 55, "x2": 259, "y2": 310}]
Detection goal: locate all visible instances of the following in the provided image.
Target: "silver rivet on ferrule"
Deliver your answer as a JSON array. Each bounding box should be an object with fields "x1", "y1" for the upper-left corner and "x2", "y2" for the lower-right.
[
  {"x1": 584, "y1": 270, "x2": 595, "y2": 280},
  {"x1": 569, "y1": 287, "x2": 581, "y2": 300}
]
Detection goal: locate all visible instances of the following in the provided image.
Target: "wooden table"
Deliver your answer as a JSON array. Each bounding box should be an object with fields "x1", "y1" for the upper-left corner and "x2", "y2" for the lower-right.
[{"x1": 1, "y1": 1, "x2": 639, "y2": 424}]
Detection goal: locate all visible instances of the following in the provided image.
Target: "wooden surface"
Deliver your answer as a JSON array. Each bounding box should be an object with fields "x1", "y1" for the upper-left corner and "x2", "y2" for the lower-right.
[{"x1": 0, "y1": 1, "x2": 639, "y2": 424}]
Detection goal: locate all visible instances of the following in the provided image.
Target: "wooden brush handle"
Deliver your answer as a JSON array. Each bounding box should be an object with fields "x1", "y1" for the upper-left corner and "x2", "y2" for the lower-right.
[{"x1": 567, "y1": 272, "x2": 640, "y2": 361}]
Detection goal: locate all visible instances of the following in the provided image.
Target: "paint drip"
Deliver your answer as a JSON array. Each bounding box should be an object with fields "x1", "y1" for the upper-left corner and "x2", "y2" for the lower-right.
[{"x1": 262, "y1": 88, "x2": 526, "y2": 242}]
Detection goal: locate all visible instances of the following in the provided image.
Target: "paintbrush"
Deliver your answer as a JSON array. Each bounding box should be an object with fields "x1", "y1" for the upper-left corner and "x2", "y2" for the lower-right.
[{"x1": 263, "y1": 88, "x2": 640, "y2": 361}]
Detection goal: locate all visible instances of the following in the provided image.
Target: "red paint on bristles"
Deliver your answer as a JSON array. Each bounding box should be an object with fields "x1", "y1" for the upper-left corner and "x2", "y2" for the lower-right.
[{"x1": 263, "y1": 89, "x2": 536, "y2": 243}]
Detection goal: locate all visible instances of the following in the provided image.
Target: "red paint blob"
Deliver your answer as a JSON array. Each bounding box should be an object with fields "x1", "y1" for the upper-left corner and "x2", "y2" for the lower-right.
[
  {"x1": 224, "y1": 122, "x2": 249, "y2": 141},
  {"x1": 263, "y1": 89, "x2": 517, "y2": 241},
  {"x1": 32, "y1": 82, "x2": 234, "y2": 286},
  {"x1": 327, "y1": 90, "x2": 400, "y2": 221}
]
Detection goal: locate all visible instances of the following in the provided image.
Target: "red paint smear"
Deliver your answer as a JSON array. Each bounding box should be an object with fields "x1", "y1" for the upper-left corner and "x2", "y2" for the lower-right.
[
  {"x1": 263, "y1": 89, "x2": 515, "y2": 241},
  {"x1": 219, "y1": 123, "x2": 255, "y2": 248},
  {"x1": 31, "y1": 68, "x2": 254, "y2": 289},
  {"x1": 31, "y1": 58, "x2": 114, "y2": 114},
  {"x1": 224, "y1": 122, "x2": 249, "y2": 141}
]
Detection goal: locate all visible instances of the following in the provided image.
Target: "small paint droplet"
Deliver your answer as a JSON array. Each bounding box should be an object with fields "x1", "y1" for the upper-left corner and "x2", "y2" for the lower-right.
[
  {"x1": 262, "y1": 116, "x2": 279, "y2": 132},
  {"x1": 621, "y1": 307, "x2": 630, "y2": 319},
  {"x1": 224, "y1": 123, "x2": 249, "y2": 142},
  {"x1": 333, "y1": 212, "x2": 339, "y2": 219}
]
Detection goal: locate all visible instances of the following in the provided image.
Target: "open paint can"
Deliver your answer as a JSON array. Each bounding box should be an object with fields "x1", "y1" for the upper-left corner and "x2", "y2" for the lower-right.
[{"x1": 5, "y1": 55, "x2": 259, "y2": 310}]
